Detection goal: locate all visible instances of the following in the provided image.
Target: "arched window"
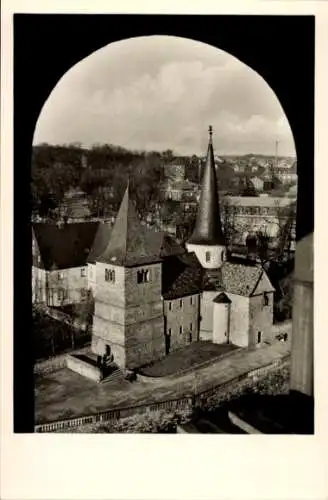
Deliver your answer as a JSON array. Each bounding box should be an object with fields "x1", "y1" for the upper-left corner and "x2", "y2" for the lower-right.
[
  {"x1": 263, "y1": 292, "x2": 269, "y2": 306},
  {"x1": 105, "y1": 268, "x2": 115, "y2": 283},
  {"x1": 137, "y1": 269, "x2": 150, "y2": 284},
  {"x1": 205, "y1": 251, "x2": 211, "y2": 262}
]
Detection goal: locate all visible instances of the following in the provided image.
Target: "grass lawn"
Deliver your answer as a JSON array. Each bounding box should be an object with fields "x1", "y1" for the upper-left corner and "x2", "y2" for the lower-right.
[{"x1": 139, "y1": 341, "x2": 238, "y2": 377}]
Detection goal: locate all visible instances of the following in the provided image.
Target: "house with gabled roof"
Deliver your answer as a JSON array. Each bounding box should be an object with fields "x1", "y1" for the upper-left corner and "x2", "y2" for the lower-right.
[{"x1": 32, "y1": 221, "x2": 100, "y2": 306}]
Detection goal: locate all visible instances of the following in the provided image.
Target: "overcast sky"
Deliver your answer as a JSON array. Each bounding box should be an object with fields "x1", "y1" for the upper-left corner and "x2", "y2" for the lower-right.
[{"x1": 33, "y1": 35, "x2": 296, "y2": 157}]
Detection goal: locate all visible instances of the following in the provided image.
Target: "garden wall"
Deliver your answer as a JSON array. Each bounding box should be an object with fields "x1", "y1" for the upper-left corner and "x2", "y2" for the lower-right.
[{"x1": 35, "y1": 355, "x2": 290, "y2": 433}]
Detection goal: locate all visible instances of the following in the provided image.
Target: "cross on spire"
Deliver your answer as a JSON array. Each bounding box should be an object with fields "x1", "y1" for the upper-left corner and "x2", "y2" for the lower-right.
[{"x1": 209, "y1": 125, "x2": 213, "y2": 138}]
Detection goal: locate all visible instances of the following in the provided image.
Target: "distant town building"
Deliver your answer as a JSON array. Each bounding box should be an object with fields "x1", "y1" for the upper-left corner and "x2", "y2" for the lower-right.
[
  {"x1": 233, "y1": 164, "x2": 246, "y2": 173},
  {"x1": 60, "y1": 187, "x2": 91, "y2": 221},
  {"x1": 161, "y1": 178, "x2": 199, "y2": 202},
  {"x1": 250, "y1": 176, "x2": 264, "y2": 191},
  {"x1": 222, "y1": 194, "x2": 297, "y2": 246},
  {"x1": 163, "y1": 160, "x2": 185, "y2": 184},
  {"x1": 81, "y1": 153, "x2": 88, "y2": 169},
  {"x1": 274, "y1": 169, "x2": 298, "y2": 185}
]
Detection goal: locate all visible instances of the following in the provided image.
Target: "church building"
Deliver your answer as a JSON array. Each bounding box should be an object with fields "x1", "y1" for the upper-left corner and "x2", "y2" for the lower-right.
[
  {"x1": 88, "y1": 182, "x2": 203, "y2": 370},
  {"x1": 186, "y1": 126, "x2": 275, "y2": 348},
  {"x1": 86, "y1": 126, "x2": 275, "y2": 373},
  {"x1": 33, "y1": 127, "x2": 275, "y2": 380},
  {"x1": 187, "y1": 127, "x2": 275, "y2": 347}
]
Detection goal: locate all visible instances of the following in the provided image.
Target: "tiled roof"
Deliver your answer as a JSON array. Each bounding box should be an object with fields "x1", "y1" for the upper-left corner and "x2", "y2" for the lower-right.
[
  {"x1": 162, "y1": 252, "x2": 203, "y2": 300},
  {"x1": 33, "y1": 193, "x2": 186, "y2": 270},
  {"x1": 32, "y1": 222, "x2": 100, "y2": 270},
  {"x1": 220, "y1": 261, "x2": 263, "y2": 296},
  {"x1": 202, "y1": 268, "x2": 224, "y2": 292},
  {"x1": 146, "y1": 231, "x2": 186, "y2": 259},
  {"x1": 96, "y1": 185, "x2": 158, "y2": 266},
  {"x1": 213, "y1": 292, "x2": 231, "y2": 304},
  {"x1": 96, "y1": 185, "x2": 186, "y2": 267},
  {"x1": 87, "y1": 222, "x2": 112, "y2": 264},
  {"x1": 201, "y1": 260, "x2": 270, "y2": 297}
]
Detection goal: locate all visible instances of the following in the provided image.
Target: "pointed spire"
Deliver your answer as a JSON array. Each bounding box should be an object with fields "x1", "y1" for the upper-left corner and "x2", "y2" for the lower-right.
[
  {"x1": 188, "y1": 126, "x2": 225, "y2": 245},
  {"x1": 97, "y1": 182, "x2": 155, "y2": 266}
]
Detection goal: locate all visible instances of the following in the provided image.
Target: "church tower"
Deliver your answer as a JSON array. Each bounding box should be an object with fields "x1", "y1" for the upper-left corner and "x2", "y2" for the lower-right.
[
  {"x1": 186, "y1": 126, "x2": 226, "y2": 269},
  {"x1": 91, "y1": 183, "x2": 165, "y2": 370}
]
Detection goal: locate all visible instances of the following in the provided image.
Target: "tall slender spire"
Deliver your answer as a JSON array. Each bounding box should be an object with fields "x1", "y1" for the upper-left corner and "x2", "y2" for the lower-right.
[{"x1": 188, "y1": 126, "x2": 225, "y2": 245}]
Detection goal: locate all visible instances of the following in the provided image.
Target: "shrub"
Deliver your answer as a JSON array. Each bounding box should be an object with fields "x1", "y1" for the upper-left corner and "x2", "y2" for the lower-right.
[
  {"x1": 196, "y1": 365, "x2": 290, "y2": 413},
  {"x1": 87, "y1": 406, "x2": 193, "y2": 433}
]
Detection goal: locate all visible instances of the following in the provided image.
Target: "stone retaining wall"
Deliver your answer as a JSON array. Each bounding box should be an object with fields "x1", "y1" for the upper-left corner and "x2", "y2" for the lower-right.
[
  {"x1": 34, "y1": 345, "x2": 91, "y2": 375},
  {"x1": 66, "y1": 354, "x2": 102, "y2": 382},
  {"x1": 35, "y1": 397, "x2": 192, "y2": 433},
  {"x1": 35, "y1": 355, "x2": 290, "y2": 432}
]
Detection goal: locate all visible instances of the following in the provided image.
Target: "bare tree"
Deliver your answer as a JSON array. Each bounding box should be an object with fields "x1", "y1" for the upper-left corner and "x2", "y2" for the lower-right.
[
  {"x1": 220, "y1": 198, "x2": 238, "y2": 248},
  {"x1": 255, "y1": 229, "x2": 271, "y2": 264},
  {"x1": 263, "y1": 200, "x2": 296, "y2": 262}
]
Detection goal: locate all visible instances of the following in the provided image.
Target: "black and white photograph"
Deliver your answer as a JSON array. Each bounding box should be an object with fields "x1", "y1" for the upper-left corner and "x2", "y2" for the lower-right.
[{"x1": 13, "y1": 15, "x2": 314, "y2": 436}]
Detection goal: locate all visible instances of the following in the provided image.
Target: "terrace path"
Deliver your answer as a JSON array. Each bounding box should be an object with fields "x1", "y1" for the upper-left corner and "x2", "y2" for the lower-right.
[{"x1": 35, "y1": 340, "x2": 290, "y2": 424}]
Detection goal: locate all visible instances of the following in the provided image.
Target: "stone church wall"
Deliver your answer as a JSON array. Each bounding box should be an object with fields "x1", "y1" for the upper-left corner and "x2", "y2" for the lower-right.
[
  {"x1": 91, "y1": 333, "x2": 126, "y2": 367},
  {"x1": 95, "y1": 263, "x2": 125, "y2": 307},
  {"x1": 124, "y1": 264, "x2": 162, "y2": 307},
  {"x1": 225, "y1": 293, "x2": 250, "y2": 347},
  {"x1": 248, "y1": 291, "x2": 274, "y2": 347},
  {"x1": 87, "y1": 263, "x2": 97, "y2": 294},
  {"x1": 92, "y1": 315, "x2": 125, "y2": 347},
  {"x1": 125, "y1": 317, "x2": 165, "y2": 369},
  {"x1": 164, "y1": 294, "x2": 200, "y2": 353},
  {"x1": 199, "y1": 291, "x2": 218, "y2": 341},
  {"x1": 94, "y1": 300, "x2": 125, "y2": 325},
  {"x1": 91, "y1": 262, "x2": 165, "y2": 369}
]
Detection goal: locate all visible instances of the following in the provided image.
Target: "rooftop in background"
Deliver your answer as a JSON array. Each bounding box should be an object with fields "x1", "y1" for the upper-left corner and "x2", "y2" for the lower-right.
[
  {"x1": 32, "y1": 222, "x2": 100, "y2": 270},
  {"x1": 162, "y1": 252, "x2": 203, "y2": 300},
  {"x1": 203, "y1": 260, "x2": 275, "y2": 297},
  {"x1": 96, "y1": 185, "x2": 186, "y2": 267},
  {"x1": 223, "y1": 196, "x2": 296, "y2": 207},
  {"x1": 33, "y1": 195, "x2": 186, "y2": 270}
]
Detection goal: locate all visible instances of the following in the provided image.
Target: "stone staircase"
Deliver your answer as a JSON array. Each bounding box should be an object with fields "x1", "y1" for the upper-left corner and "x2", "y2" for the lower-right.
[{"x1": 101, "y1": 367, "x2": 125, "y2": 385}]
